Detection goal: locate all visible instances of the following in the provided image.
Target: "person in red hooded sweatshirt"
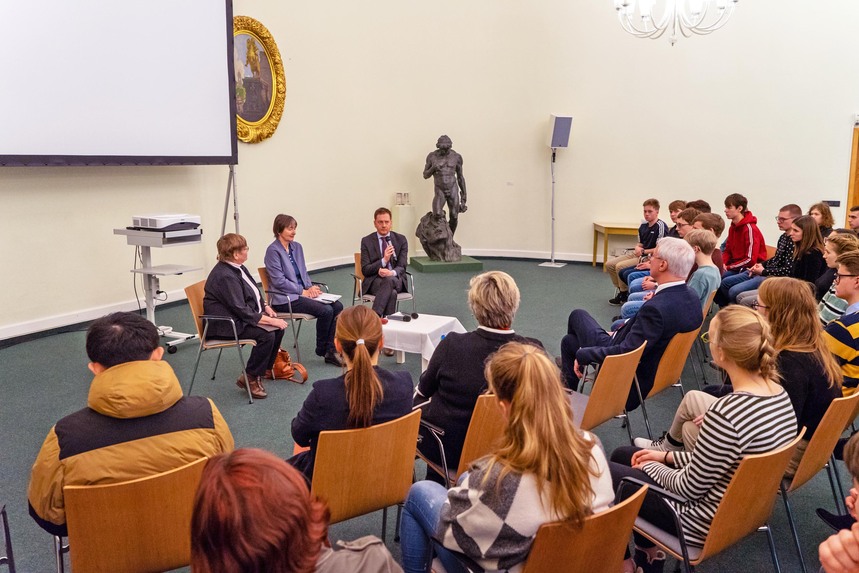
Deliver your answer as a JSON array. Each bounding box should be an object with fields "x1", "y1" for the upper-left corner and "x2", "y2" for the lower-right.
[{"x1": 719, "y1": 194, "x2": 768, "y2": 306}]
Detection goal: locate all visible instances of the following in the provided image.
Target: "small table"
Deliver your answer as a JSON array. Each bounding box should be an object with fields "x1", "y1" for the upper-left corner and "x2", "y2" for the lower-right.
[
  {"x1": 592, "y1": 222, "x2": 640, "y2": 270},
  {"x1": 382, "y1": 314, "x2": 467, "y2": 371}
]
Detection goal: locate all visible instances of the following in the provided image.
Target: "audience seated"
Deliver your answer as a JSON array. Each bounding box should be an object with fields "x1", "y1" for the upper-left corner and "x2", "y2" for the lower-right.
[
  {"x1": 414, "y1": 271, "x2": 542, "y2": 483},
  {"x1": 203, "y1": 233, "x2": 288, "y2": 399},
  {"x1": 823, "y1": 251, "x2": 859, "y2": 395},
  {"x1": 561, "y1": 237, "x2": 703, "y2": 411},
  {"x1": 610, "y1": 305, "x2": 798, "y2": 573},
  {"x1": 810, "y1": 201, "x2": 836, "y2": 239},
  {"x1": 399, "y1": 343, "x2": 613, "y2": 573},
  {"x1": 637, "y1": 277, "x2": 839, "y2": 478},
  {"x1": 849, "y1": 206, "x2": 859, "y2": 233},
  {"x1": 720, "y1": 193, "x2": 768, "y2": 277},
  {"x1": 686, "y1": 199, "x2": 712, "y2": 213},
  {"x1": 666, "y1": 200, "x2": 687, "y2": 237},
  {"x1": 28, "y1": 312, "x2": 234, "y2": 537},
  {"x1": 715, "y1": 203, "x2": 800, "y2": 306},
  {"x1": 264, "y1": 214, "x2": 344, "y2": 367},
  {"x1": 820, "y1": 234, "x2": 859, "y2": 324},
  {"x1": 623, "y1": 207, "x2": 700, "y2": 295},
  {"x1": 289, "y1": 305, "x2": 413, "y2": 480},
  {"x1": 606, "y1": 198, "x2": 667, "y2": 306},
  {"x1": 692, "y1": 212, "x2": 726, "y2": 273},
  {"x1": 191, "y1": 448, "x2": 402, "y2": 573}
]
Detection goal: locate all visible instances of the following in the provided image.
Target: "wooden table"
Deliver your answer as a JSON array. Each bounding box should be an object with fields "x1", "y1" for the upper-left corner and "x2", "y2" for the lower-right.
[{"x1": 592, "y1": 222, "x2": 640, "y2": 270}]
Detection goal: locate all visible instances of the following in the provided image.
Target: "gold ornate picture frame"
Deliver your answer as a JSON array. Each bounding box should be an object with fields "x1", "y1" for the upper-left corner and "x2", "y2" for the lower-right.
[{"x1": 233, "y1": 16, "x2": 285, "y2": 143}]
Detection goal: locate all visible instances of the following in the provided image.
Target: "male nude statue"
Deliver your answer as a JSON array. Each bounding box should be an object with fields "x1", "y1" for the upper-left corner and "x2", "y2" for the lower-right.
[{"x1": 423, "y1": 135, "x2": 467, "y2": 235}]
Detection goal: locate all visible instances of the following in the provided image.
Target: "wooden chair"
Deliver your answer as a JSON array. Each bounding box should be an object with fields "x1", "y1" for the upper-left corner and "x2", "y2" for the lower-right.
[
  {"x1": 635, "y1": 327, "x2": 702, "y2": 439},
  {"x1": 0, "y1": 505, "x2": 15, "y2": 573},
  {"x1": 311, "y1": 409, "x2": 421, "y2": 542},
  {"x1": 780, "y1": 392, "x2": 859, "y2": 573},
  {"x1": 622, "y1": 431, "x2": 805, "y2": 573},
  {"x1": 351, "y1": 253, "x2": 416, "y2": 313},
  {"x1": 258, "y1": 266, "x2": 328, "y2": 362},
  {"x1": 418, "y1": 394, "x2": 506, "y2": 487},
  {"x1": 568, "y1": 342, "x2": 646, "y2": 443},
  {"x1": 765, "y1": 244, "x2": 777, "y2": 259},
  {"x1": 62, "y1": 457, "x2": 208, "y2": 573},
  {"x1": 690, "y1": 290, "x2": 718, "y2": 388},
  {"x1": 522, "y1": 484, "x2": 648, "y2": 573},
  {"x1": 184, "y1": 280, "x2": 257, "y2": 403}
]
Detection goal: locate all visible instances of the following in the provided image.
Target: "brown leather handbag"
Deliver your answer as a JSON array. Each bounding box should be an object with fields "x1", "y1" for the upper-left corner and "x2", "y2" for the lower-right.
[{"x1": 272, "y1": 349, "x2": 308, "y2": 384}]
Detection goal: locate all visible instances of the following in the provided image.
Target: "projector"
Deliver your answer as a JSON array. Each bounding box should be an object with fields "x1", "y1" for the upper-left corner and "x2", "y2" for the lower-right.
[{"x1": 131, "y1": 213, "x2": 201, "y2": 232}]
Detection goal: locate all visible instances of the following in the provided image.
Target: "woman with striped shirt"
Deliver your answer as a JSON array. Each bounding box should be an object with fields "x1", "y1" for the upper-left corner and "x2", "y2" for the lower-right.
[{"x1": 610, "y1": 305, "x2": 798, "y2": 573}]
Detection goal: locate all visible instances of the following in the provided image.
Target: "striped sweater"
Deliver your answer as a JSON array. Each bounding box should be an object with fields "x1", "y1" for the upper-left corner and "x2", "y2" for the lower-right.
[
  {"x1": 642, "y1": 390, "x2": 796, "y2": 548},
  {"x1": 825, "y1": 311, "x2": 859, "y2": 392}
]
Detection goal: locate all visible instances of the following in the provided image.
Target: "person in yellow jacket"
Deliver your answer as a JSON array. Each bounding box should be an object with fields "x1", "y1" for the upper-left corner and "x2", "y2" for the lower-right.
[{"x1": 27, "y1": 312, "x2": 234, "y2": 536}]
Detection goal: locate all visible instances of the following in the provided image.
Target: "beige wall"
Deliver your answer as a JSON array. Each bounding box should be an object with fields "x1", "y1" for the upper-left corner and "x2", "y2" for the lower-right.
[{"x1": 2, "y1": 0, "x2": 859, "y2": 338}]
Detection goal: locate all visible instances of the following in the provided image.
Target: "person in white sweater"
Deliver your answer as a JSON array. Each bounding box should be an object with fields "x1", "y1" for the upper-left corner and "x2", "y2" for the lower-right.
[{"x1": 399, "y1": 342, "x2": 614, "y2": 573}]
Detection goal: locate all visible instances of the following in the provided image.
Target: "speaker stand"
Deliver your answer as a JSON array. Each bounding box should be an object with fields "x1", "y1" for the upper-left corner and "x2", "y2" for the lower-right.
[
  {"x1": 221, "y1": 164, "x2": 240, "y2": 236},
  {"x1": 539, "y1": 148, "x2": 566, "y2": 268}
]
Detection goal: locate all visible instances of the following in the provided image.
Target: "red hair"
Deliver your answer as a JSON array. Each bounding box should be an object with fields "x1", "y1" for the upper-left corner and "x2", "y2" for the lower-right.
[{"x1": 191, "y1": 449, "x2": 330, "y2": 573}]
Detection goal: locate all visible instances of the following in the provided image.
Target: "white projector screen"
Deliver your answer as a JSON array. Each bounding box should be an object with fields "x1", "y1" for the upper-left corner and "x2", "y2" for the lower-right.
[{"x1": 0, "y1": 0, "x2": 237, "y2": 166}]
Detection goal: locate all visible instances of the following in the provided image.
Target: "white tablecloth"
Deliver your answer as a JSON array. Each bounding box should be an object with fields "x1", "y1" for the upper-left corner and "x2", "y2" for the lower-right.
[{"x1": 382, "y1": 314, "x2": 467, "y2": 365}]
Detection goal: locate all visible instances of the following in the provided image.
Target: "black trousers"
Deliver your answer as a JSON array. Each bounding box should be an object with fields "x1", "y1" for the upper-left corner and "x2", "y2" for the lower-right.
[
  {"x1": 273, "y1": 297, "x2": 343, "y2": 356},
  {"x1": 212, "y1": 324, "x2": 285, "y2": 377},
  {"x1": 367, "y1": 275, "x2": 405, "y2": 316}
]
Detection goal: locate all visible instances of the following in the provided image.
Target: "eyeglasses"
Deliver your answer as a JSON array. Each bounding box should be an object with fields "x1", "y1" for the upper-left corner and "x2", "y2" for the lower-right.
[
  {"x1": 676, "y1": 222, "x2": 692, "y2": 228},
  {"x1": 700, "y1": 331, "x2": 711, "y2": 343},
  {"x1": 775, "y1": 216, "x2": 796, "y2": 223},
  {"x1": 834, "y1": 273, "x2": 859, "y2": 284},
  {"x1": 751, "y1": 301, "x2": 768, "y2": 311}
]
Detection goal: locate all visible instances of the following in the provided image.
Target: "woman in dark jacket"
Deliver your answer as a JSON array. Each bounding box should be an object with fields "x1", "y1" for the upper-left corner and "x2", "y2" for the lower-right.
[
  {"x1": 203, "y1": 233, "x2": 287, "y2": 399},
  {"x1": 289, "y1": 305, "x2": 413, "y2": 480},
  {"x1": 414, "y1": 271, "x2": 542, "y2": 483},
  {"x1": 789, "y1": 215, "x2": 827, "y2": 285}
]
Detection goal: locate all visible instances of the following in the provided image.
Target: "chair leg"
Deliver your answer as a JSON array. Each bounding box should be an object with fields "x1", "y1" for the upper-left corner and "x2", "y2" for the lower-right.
[
  {"x1": 622, "y1": 410, "x2": 634, "y2": 444},
  {"x1": 394, "y1": 503, "x2": 403, "y2": 543},
  {"x1": 827, "y1": 459, "x2": 846, "y2": 513},
  {"x1": 764, "y1": 523, "x2": 783, "y2": 573},
  {"x1": 53, "y1": 536, "x2": 67, "y2": 573},
  {"x1": 290, "y1": 320, "x2": 302, "y2": 362},
  {"x1": 187, "y1": 344, "x2": 205, "y2": 396},
  {"x1": 780, "y1": 485, "x2": 808, "y2": 573},
  {"x1": 234, "y1": 345, "x2": 254, "y2": 404},
  {"x1": 210, "y1": 348, "x2": 224, "y2": 380},
  {"x1": 634, "y1": 376, "x2": 653, "y2": 440},
  {"x1": 0, "y1": 506, "x2": 15, "y2": 573},
  {"x1": 381, "y1": 506, "x2": 388, "y2": 544}
]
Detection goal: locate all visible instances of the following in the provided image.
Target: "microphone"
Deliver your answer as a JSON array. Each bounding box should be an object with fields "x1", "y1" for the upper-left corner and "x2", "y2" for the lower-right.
[
  {"x1": 409, "y1": 312, "x2": 419, "y2": 320},
  {"x1": 384, "y1": 235, "x2": 397, "y2": 262},
  {"x1": 385, "y1": 313, "x2": 411, "y2": 322}
]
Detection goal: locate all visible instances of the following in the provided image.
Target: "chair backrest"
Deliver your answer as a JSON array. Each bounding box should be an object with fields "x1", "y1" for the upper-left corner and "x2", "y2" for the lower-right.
[
  {"x1": 64, "y1": 457, "x2": 209, "y2": 573},
  {"x1": 579, "y1": 342, "x2": 647, "y2": 431},
  {"x1": 354, "y1": 252, "x2": 365, "y2": 281},
  {"x1": 257, "y1": 267, "x2": 272, "y2": 303},
  {"x1": 184, "y1": 280, "x2": 207, "y2": 339},
  {"x1": 765, "y1": 244, "x2": 777, "y2": 259},
  {"x1": 311, "y1": 409, "x2": 421, "y2": 524},
  {"x1": 788, "y1": 392, "x2": 859, "y2": 492},
  {"x1": 522, "y1": 484, "x2": 648, "y2": 573},
  {"x1": 455, "y1": 394, "x2": 507, "y2": 477},
  {"x1": 698, "y1": 430, "x2": 805, "y2": 561},
  {"x1": 702, "y1": 290, "x2": 717, "y2": 319},
  {"x1": 648, "y1": 327, "x2": 701, "y2": 398}
]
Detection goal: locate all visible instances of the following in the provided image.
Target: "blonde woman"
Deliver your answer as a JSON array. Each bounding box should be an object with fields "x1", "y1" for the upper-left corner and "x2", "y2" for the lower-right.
[
  {"x1": 400, "y1": 343, "x2": 613, "y2": 573},
  {"x1": 289, "y1": 305, "x2": 412, "y2": 480},
  {"x1": 611, "y1": 306, "x2": 797, "y2": 573}
]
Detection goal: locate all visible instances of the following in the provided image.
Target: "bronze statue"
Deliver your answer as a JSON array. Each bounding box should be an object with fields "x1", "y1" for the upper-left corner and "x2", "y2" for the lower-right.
[{"x1": 423, "y1": 135, "x2": 467, "y2": 235}]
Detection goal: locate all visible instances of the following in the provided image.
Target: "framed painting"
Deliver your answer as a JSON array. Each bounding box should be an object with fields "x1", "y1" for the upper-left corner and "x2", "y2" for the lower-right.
[{"x1": 233, "y1": 16, "x2": 285, "y2": 143}]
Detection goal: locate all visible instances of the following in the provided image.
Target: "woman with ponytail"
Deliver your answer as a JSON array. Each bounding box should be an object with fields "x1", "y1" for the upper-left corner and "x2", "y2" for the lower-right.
[
  {"x1": 399, "y1": 342, "x2": 614, "y2": 573},
  {"x1": 611, "y1": 305, "x2": 798, "y2": 573},
  {"x1": 289, "y1": 305, "x2": 413, "y2": 480}
]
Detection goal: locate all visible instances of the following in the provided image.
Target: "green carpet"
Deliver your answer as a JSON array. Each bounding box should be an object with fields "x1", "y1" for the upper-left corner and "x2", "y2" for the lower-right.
[{"x1": 0, "y1": 259, "x2": 842, "y2": 571}]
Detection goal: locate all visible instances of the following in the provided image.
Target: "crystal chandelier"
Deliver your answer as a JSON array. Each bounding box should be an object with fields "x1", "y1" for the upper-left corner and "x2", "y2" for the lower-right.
[{"x1": 613, "y1": 0, "x2": 739, "y2": 45}]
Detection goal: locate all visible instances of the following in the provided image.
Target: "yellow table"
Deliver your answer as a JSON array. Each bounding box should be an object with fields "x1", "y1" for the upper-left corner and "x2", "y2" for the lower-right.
[{"x1": 592, "y1": 222, "x2": 640, "y2": 270}]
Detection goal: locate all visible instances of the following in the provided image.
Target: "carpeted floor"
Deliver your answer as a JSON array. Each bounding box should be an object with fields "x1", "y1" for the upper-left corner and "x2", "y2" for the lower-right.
[{"x1": 0, "y1": 259, "x2": 845, "y2": 571}]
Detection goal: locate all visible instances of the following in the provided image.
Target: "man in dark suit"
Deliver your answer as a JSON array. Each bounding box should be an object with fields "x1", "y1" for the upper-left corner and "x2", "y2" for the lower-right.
[
  {"x1": 560, "y1": 237, "x2": 703, "y2": 411},
  {"x1": 360, "y1": 207, "x2": 409, "y2": 317}
]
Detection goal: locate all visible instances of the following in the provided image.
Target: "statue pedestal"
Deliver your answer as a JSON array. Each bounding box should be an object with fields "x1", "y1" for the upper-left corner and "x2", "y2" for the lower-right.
[{"x1": 411, "y1": 256, "x2": 483, "y2": 273}]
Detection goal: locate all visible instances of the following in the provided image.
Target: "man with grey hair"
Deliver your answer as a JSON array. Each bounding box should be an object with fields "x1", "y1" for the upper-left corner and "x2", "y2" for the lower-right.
[{"x1": 560, "y1": 237, "x2": 702, "y2": 411}]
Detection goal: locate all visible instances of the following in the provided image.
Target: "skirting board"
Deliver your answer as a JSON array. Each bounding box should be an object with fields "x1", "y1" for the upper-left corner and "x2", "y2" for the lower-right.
[{"x1": 0, "y1": 250, "x2": 594, "y2": 341}]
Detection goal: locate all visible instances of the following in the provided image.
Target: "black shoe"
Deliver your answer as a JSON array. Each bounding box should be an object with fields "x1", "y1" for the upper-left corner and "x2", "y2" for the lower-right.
[
  {"x1": 816, "y1": 508, "x2": 856, "y2": 531},
  {"x1": 609, "y1": 295, "x2": 624, "y2": 306},
  {"x1": 323, "y1": 350, "x2": 344, "y2": 367},
  {"x1": 633, "y1": 547, "x2": 666, "y2": 573}
]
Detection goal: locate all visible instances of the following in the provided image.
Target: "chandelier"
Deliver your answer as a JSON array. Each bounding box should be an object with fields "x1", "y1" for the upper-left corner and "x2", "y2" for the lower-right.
[{"x1": 613, "y1": 0, "x2": 739, "y2": 45}]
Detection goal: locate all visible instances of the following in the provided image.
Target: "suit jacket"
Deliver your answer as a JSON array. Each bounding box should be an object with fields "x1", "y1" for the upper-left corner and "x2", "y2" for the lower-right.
[
  {"x1": 416, "y1": 329, "x2": 543, "y2": 468},
  {"x1": 202, "y1": 261, "x2": 265, "y2": 339},
  {"x1": 263, "y1": 239, "x2": 312, "y2": 304},
  {"x1": 290, "y1": 367, "x2": 414, "y2": 479},
  {"x1": 577, "y1": 283, "x2": 703, "y2": 410},
  {"x1": 360, "y1": 231, "x2": 408, "y2": 293}
]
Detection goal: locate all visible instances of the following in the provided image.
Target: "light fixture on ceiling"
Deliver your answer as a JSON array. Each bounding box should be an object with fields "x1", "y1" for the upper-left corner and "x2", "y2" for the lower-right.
[{"x1": 613, "y1": 0, "x2": 739, "y2": 45}]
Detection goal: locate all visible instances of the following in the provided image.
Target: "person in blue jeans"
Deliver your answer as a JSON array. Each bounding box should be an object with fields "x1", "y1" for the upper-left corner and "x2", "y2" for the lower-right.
[{"x1": 399, "y1": 343, "x2": 614, "y2": 573}]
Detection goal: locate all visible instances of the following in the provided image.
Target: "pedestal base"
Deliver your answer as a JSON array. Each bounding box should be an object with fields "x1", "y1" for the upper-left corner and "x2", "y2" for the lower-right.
[{"x1": 411, "y1": 256, "x2": 484, "y2": 273}]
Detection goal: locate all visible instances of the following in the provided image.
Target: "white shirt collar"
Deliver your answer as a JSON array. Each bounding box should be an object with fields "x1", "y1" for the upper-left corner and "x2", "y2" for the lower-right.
[
  {"x1": 655, "y1": 280, "x2": 685, "y2": 294},
  {"x1": 478, "y1": 325, "x2": 515, "y2": 334}
]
